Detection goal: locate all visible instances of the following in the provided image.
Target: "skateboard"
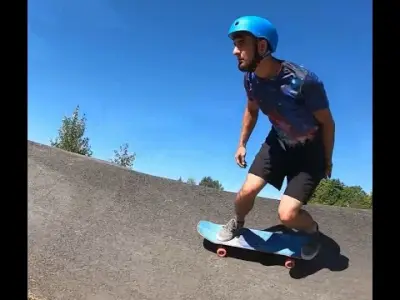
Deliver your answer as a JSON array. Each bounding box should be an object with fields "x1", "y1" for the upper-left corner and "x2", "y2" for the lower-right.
[{"x1": 197, "y1": 220, "x2": 316, "y2": 269}]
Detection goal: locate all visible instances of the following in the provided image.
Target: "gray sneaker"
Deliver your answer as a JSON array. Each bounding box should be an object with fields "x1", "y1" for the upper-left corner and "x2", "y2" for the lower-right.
[
  {"x1": 301, "y1": 223, "x2": 321, "y2": 260},
  {"x1": 216, "y1": 218, "x2": 244, "y2": 241}
]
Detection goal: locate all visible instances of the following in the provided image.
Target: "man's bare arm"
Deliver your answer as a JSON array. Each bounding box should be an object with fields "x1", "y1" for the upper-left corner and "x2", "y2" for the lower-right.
[
  {"x1": 313, "y1": 108, "x2": 335, "y2": 164},
  {"x1": 238, "y1": 98, "x2": 259, "y2": 147},
  {"x1": 302, "y1": 73, "x2": 335, "y2": 165}
]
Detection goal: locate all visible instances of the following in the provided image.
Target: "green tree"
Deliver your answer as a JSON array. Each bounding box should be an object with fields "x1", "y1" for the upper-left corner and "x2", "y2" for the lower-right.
[
  {"x1": 50, "y1": 105, "x2": 93, "y2": 156},
  {"x1": 177, "y1": 177, "x2": 183, "y2": 182},
  {"x1": 338, "y1": 185, "x2": 370, "y2": 208},
  {"x1": 309, "y1": 178, "x2": 372, "y2": 209},
  {"x1": 309, "y1": 178, "x2": 344, "y2": 206},
  {"x1": 186, "y1": 178, "x2": 196, "y2": 185},
  {"x1": 199, "y1": 176, "x2": 224, "y2": 191},
  {"x1": 110, "y1": 143, "x2": 136, "y2": 169}
]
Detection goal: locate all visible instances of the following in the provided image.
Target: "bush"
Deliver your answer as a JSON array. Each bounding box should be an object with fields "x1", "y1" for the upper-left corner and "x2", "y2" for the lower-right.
[
  {"x1": 309, "y1": 178, "x2": 372, "y2": 209},
  {"x1": 198, "y1": 176, "x2": 224, "y2": 191}
]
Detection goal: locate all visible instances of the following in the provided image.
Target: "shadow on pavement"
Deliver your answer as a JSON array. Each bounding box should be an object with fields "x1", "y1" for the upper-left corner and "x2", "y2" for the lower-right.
[{"x1": 202, "y1": 224, "x2": 349, "y2": 279}]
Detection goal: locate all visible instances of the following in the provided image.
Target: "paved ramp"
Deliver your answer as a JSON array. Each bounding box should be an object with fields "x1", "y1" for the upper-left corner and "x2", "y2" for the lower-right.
[{"x1": 28, "y1": 141, "x2": 372, "y2": 300}]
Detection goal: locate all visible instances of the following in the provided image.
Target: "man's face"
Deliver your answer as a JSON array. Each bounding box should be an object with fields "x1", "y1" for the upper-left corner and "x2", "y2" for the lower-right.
[{"x1": 232, "y1": 34, "x2": 256, "y2": 72}]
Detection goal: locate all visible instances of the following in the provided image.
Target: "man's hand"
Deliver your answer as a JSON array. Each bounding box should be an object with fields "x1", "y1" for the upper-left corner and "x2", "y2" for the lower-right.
[
  {"x1": 236, "y1": 97, "x2": 258, "y2": 169},
  {"x1": 325, "y1": 161, "x2": 333, "y2": 178},
  {"x1": 235, "y1": 145, "x2": 247, "y2": 168}
]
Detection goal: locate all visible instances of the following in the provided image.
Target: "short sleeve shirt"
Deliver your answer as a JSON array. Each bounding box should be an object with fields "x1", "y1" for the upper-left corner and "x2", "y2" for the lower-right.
[{"x1": 244, "y1": 60, "x2": 329, "y2": 146}]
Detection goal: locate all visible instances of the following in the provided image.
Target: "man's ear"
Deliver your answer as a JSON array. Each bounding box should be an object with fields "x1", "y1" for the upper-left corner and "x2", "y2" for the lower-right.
[{"x1": 257, "y1": 39, "x2": 269, "y2": 56}]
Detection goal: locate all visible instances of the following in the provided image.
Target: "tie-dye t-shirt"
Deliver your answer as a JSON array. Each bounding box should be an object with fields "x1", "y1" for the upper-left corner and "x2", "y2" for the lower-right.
[{"x1": 244, "y1": 60, "x2": 329, "y2": 146}]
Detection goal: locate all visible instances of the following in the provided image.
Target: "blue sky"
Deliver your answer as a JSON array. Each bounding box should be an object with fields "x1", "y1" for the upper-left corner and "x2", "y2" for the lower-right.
[{"x1": 28, "y1": 0, "x2": 372, "y2": 199}]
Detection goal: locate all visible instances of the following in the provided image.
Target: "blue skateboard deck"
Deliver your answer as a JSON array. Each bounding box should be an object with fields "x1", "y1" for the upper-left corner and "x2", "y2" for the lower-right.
[{"x1": 197, "y1": 220, "x2": 313, "y2": 269}]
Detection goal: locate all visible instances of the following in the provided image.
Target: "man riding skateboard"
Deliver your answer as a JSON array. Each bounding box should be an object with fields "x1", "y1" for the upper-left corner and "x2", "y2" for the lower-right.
[{"x1": 217, "y1": 16, "x2": 335, "y2": 260}]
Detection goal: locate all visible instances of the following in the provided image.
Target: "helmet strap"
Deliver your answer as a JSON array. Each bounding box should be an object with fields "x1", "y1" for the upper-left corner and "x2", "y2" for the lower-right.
[{"x1": 248, "y1": 39, "x2": 271, "y2": 72}]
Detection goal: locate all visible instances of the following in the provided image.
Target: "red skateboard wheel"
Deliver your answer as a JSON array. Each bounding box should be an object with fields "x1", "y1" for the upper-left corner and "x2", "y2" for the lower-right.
[
  {"x1": 216, "y1": 247, "x2": 227, "y2": 257},
  {"x1": 284, "y1": 258, "x2": 295, "y2": 269}
]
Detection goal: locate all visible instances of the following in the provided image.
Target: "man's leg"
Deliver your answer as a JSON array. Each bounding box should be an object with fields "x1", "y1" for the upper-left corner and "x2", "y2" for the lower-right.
[
  {"x1": 278, "y1": 158, "x2": 325, "y2": 259},
  {"x1": 217, "y1": 138, "x2": 286, "y2": 242},
  {"x1": 278, "y1": 184, "x2": 321, "y2": 259},
  {"x1": 216, "y1": 174, "x2": 267, "y2": 242},
  {"x1": 278, "y1": 190, "x2": 317, "y2": 233},
  {"x1": 235, "y1": 173, "x2": 266, "y2": 222}
]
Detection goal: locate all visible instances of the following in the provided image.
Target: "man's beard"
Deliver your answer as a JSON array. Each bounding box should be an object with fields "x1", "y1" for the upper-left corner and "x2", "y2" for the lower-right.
[{"x1": 237, "y1": 59, "x2": 257, "y2": 72}]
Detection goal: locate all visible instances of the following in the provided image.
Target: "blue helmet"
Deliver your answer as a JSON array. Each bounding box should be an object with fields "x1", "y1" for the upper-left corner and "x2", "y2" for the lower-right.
[{"x1": 228, "y1": 16, "x2": 279, "y2": 53}]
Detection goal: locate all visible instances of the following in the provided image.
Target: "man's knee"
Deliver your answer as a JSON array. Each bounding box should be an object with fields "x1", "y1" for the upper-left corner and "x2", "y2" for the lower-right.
[
  {"x1": 278, "y1": 195, "x2": 303, "y2": 223},
  {"x1": 237, "y1": 174, "x2": 266, "y2": 200}
]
